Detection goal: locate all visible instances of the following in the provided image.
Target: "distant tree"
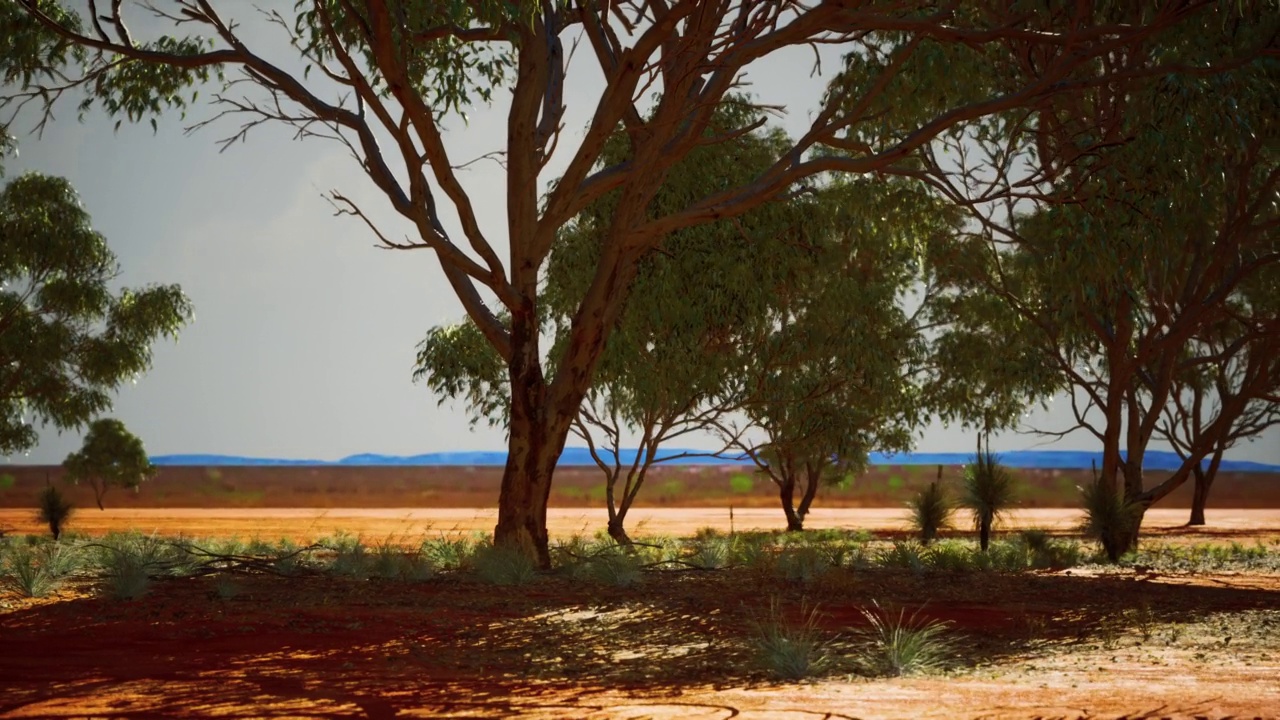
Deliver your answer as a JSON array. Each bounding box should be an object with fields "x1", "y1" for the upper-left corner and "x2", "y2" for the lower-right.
[
  {"x1": 63, "y1": 418, "x2": 156, "y2": 510},
  {"x1": 0, "y1": 154, "x2": 192, "y2": 456},
  {"x1": 1152, "y1": 304, "x2": 1280, "y2": 526},
  {"x1": 3, "y1": 0, "x2": 1240, "y2": 567}
]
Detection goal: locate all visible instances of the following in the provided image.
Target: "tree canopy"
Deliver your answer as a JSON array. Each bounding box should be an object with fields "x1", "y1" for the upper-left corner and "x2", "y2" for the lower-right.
[
  {"x1": 62, "y1": 417, "x2": 157, "y2": 510},
  {"x1": 0, "y1": 161, "x2": 193, "y2": 456}
]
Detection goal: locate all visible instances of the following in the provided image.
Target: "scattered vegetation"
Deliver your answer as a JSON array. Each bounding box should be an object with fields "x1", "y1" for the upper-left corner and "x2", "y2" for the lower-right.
[
  {"x1": 851, "y1": 601, "x2": 958, "y2": 677},
  {"x1": 907, "y1": 481, "x2": 952, "y2": 545},
  {"x1": 751, "y1": 598, "x2": 828, "y2": 680},
  {"x1": 472, "y1": 543, "x2": 539, "y2": 586},
  {"x1": 1080, "y1": 476, "x2": 1145, "y2": 563},
  {"x1": 36, "y1": 485, "x2": 74, "y2": 540},
  {"x1": 959, "y1": 450, "x2": 1018, "y2": 551}
]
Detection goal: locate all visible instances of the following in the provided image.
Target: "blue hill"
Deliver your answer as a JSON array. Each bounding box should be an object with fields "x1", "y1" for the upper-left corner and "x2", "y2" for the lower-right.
[{"x1": 148, "y1": 448, "x2": 1280, "y2": 473}]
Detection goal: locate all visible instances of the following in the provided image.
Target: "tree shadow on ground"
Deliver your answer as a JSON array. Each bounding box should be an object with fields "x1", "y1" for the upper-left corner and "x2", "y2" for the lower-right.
[{"x1": 1, "y1": 565, "x2": 1277, "y2": 717}]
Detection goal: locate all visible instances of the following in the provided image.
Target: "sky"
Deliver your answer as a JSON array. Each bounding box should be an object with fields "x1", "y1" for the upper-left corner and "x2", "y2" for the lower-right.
[{"x1": 3, "y1": 4, "x2": 1277, "y2": 467}]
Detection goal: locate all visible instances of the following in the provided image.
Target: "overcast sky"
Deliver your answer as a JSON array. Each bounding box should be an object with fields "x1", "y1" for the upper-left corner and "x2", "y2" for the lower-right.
[{"x1": 4, "y1": 4, "x2": 1277, "y2": 466}]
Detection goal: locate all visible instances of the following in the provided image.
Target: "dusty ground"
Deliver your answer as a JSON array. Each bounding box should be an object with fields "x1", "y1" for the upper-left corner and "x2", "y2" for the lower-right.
[
  {"x1": 3, "y1": 508, "x2": 1280, "y2": 718},
  {"x1": 3, "y1": 507, "x2": 1280, "y2": 546}
]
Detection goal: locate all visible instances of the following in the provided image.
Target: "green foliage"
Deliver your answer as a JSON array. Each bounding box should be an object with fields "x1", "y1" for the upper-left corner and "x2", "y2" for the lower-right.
[
  {"x1": 729, "y1": 474, "x2": 754, "y2": 494},
  {"x1": 570, "y1": 545, "x2": 642, "y2": 588},
  {"x1": 421, "y1": 535, "x2": 476, "y2": 571},
  {"x1": 685, "y1": 535, "x2": 734, "y2": 570},
  {"x1": 1080, "y1": 478, "x2": 1144, "y2": 563},
  {"x1": 472, "y1": 543, "x2": 538, "y2": 586},
  {"x1": 0, "y1": 473, "x2": 14, "y2": 490},
  {"x1": 0, "y1": 541, "x2": 80, "y2": 598},
  {"x1": 35, "y1": 484, "x2": 73, "y2": 539},
  {"x1": 959, "y1": 450, "x2": 1017, "y2": 551},
  {"x1": 907, "y1": 481, "x2": 952, "y2": 545},
  {"x1": 774, "y1": 543, "x2": 832, "y2": 584},
  {"x1": 851, "y1": 601, "x2": 957, "y2": 677},
  {"x1": 62, "y1": 419, "x2": 156, "y2": 510},
  {"x1": 0, "y1": 174, "x2": 192, "y2": 455},
  {"x1": 751, "y1": 598, "x2": 828, "y2": 680}
]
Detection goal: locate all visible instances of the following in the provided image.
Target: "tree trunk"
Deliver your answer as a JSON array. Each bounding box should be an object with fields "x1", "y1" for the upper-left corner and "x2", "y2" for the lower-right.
[
  {"x1": 779, "y1": 476, "x2": 803, "y2": 532},
  {"x1": 1188, "y1": 467, "x2": 1209, "y2": 526},
  {"x1": 979, "y1": 514, "x2": 991, "y2": 552},
  {"x1": 493, "y1": 315, "x2": 572, "y2": 569},
  {"x1": 607, "y1": 517, "x2": 632, "y2": 545},
  {"x1": 1188, "y1": 449, "x2": 1222, "y2": 527},
  {"x1": 794, "y1": 464, "x2": 821, "y2": 529}
]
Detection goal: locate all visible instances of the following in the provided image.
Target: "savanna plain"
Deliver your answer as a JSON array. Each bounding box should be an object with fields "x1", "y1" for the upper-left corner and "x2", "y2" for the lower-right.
[{"x1": 2, "y1": 466, "x2": 1280, "y2": 719}]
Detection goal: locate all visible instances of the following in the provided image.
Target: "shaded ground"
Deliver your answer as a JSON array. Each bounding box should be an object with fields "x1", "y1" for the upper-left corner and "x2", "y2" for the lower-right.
[
  {"x1": 4, "y1": 507, "x2": 1280, "y2": 547},
  {"x1": 2, "y1": 559, "x2": 1279, "y2": 718}
]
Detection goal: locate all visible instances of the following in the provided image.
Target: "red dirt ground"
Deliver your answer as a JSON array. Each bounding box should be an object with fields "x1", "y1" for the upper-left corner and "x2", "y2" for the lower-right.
[{"x1": 3, "y1": 506, "x2": 1280, "y2": 718}]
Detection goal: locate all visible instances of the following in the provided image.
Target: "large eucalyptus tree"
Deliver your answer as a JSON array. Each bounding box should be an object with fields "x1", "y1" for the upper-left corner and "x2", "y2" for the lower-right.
[{"x1": 4, "y1": 0, "x2": 1259, "y2": 564}]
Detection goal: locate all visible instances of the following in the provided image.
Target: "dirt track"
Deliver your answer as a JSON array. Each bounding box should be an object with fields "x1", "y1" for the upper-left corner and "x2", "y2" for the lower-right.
[{"x1": 5, "y1": 507, "x2": 1280, "y2": 545}]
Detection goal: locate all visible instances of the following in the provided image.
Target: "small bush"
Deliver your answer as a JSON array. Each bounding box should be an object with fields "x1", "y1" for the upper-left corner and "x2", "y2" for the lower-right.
[
  {"x1": 472, "y1": 544, "x2": 538, "y2": 586},
  {"x1": 213, "y1": 574, "x2": 242, "y2": 600},
  {"x1": 960, "y1": 450, "x2": 1017, "y2": 551},
  {"x1": 752, "y1": 598, "x2": 828, "y2": 680},
  {"x1": 876, "y1": 540, "x2": 928, "y2": 571},
  {"x1": 572, "y1": 546, "x2": 642, "y2": 588},
  {"x1": 775, "y1": 544, "x2": 831, "y2": 584},
  {"x1": 370, "y1": 541, "x2": 435, "y2": 581},
  {"x1": 1, "y1": 543, "x2": 64, "y2": 598},
  {"x1": 1080, "y1": 478, "x2": 1144, "y2": 563},
  {"x1": 907, "y1": 482, "x2": 952, "y2": 545},
  {"x1": 686, "y1": 535, "x2": 734, "y2": 570},
  {"x1": 327, "y1": 536, "x2": 371, "y2": 579},
  {"x1": 421, "y1": 535, "x2": 475, "y2": 571},
  {"x1": 924, "y1": 541, "x2": 976, "y2": 572},
  {"x1": 101, "y1": 549, "x2": 152, "y2": 600},
  {"x1": 852, "y1": 601, "x2": 957, "y2": 676},
  {"x1": 36, "y1": 486, "x2": 75, "y2": 540}
]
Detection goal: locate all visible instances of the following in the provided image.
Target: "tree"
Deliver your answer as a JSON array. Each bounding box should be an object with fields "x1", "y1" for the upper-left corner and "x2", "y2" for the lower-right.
[
  {"x1": 0, "y1": 165, "x2": 193, "y2": 456},
  {"x1": 1153, "y1": 298, "x2": 1280, "y2": 526},
  {"x1": 6, "y1": 0, "x2": 1258, "y2": 566},
  {"x1": 713, "y1": 175, "x2": 953, "y2": 531},
  {"x1": 920, "y1": 16, "x2": 1280, "y2": 553},
  {"x1": 63, "y1": 418, "x2": 157, "y2": 510}
]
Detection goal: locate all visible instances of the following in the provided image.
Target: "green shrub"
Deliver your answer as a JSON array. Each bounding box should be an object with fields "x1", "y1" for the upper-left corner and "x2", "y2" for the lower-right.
[
  {"x1": 1080, "y1": 478, "x2": 1144, "y2": 563},
  {"x1": 572, "y1": 546, "x2": 642, "y2": 588},
  {"x1": 960, "y1": 451, "x2": 1017, "y2": 551},
  {"x1": 924, "y1": 541, "x2": 976, "y2": 572},
  {"x1": 421, "y1": 535, "x2": 476, "y2": 571},
  {"x1": 472, "y1": 544, "x2": 538, "y2": 586},
  {"x1": 101, "y1": 548, "x2": 152, "y2": 600},
  {"x1": 686, "y1": 535, "x2": 734, "y2": 569},
  {"x1": 369, "y1": 541, "x2": 435, "y2": 581},
  {"x1": 876, "y1": 540, "x2": 928, "y2": 571},
  {"x1": 752, "y1": 598, "x2": 828, "y2": 680},
  {"x1": 775, "y1": 544, "x2": 831, "y2": 584},
  {"x1": 729, "y1": 474, "x2": 754, "y2": 494},
  {"x1": 907, "y1": 482, "x2": 952, "y2": 545},
  {"x1": 852, "y1": 601, "x2": 957, "y2": 676},
  {"x1": 1, "y1": 543, "x2": 67, "y2": 597},
  {"x1": 36, "y1": 485, "x2": 75, "y2": 540}
]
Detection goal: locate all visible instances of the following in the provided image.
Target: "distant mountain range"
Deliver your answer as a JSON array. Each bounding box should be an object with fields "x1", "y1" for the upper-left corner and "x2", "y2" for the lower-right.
[{"x1": 147, "y1": 448, "x2": 1280, "y2": 472}]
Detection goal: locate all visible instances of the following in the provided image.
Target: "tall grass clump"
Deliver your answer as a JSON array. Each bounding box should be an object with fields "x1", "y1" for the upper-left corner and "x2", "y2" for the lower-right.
[
  {"x1": 852, "y1": 601, "x2": 957, "y2": 676},
  {"x1": 1, "y1": 542, "x2": 82, "y2": 598},
  {"x1": 751, "y1": 598, "x2": 828, "y2": 680},
  {"x1": 472, "y1": 544, "x2": 538, "y2": 586},
  {"x1": 1080, "y1": 475, "x2": 1144, "y2": 563},
  {"x1": 907, "y1": 481, "x2": 952, "y2": 545},
  {"x1": 960, "y1": 449, "x2": 1017, "y2": 551},
  {"x1": 686, "y1": 534, "x2": 734, "y2": 570},
  {"x1": 775, "y1": 543, "x2": 832, "y2": 584},
  {"x1": 36, "y1": 485, "x2": 75, "y2": 540},
  {"x1": 100, "y1": 546, "x2": 153, "y2": 600},
  {"x1": 571, "y1": 545, "x2": 643, "y2": 588},
  {"x1": 369, "y1": 540, "x2": 435, "y2": 581}
]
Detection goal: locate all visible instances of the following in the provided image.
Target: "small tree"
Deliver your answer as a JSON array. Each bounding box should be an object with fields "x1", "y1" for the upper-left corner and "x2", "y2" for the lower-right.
[
  {"x1": 63, "y1": 418, "x2": 156, "y2": 511},
  {"x1": 36, "y1": 483, "x2": 74, "y2": 540},
  {"x1": 959, "y1": 439, "x2": 1017, "y2": 552}
]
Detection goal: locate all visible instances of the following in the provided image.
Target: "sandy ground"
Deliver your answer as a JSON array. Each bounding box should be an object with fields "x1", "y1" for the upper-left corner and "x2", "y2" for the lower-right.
[{"x1": 4, "y1": 506, "x2": 1280, "y2": 545}]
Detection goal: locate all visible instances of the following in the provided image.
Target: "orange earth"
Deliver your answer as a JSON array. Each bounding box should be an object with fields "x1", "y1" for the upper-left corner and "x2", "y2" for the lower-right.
[{"x1": 4, "y1": 504, "x2": 1280, "y2": 718}]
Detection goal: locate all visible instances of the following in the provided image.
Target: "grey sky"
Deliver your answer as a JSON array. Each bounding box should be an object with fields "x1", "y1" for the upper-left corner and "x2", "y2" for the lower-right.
[{"x1": 4, "y1": 4, "x2": 1277, "y2": 466}]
